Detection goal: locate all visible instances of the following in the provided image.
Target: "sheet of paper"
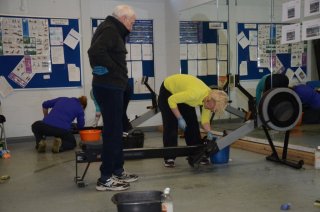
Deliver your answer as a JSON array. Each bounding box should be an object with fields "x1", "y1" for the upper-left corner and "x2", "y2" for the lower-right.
[
  {"x1": 133, "y1": 77, "x2": 154, "y2": 94},
  {"x1": 237, "y1": 31, "x2": 245, "y2": 42},
  {"x1": 0, "y1": 76, "x2": 13, "y2": 97},
  {"x1": 237, "y1": 32, "x2": 250, "y2": 49},
  {"x1": 281, "y1": 23, "x2": 301, "y2": 44},
  {"x1": 295, "y1": 67, "x2": 307, "y2": 82},
  {"x1": 187, "y1": 44, "x2": 198, "y2": 59},
  {"x1": 64, "y1": 29, "x2": 80, "y2": 50},
  {"x1": 43, "y1": 74, "x2": 50, "y2": 80},
  {"x1": 127, "y1": 61, "x2": 132, "y2": 78},
  {"x1": 291, "y1": 53, "x2": 302, "y2": 67},
  {"x1": 207, "y1": 59, "x2": 217, "y2": 75},
  {"x1": 142, "y1": 44, "x2": 153, "y2": 60},
  {"x1": 218, "y1": 61, "x2": 227, "y2": 76},
  {"x1": 180, "y1": 44, "x2": 188, "y2": 60},
  {"x1": 282, "y1": 0, "x2": 301, "y2": 22},
  {"x1": 131, "y1": 61, "x2": 143, "y2": 78},
  {"x1": 197, "y1": 44, "x2": 207, "y2": 59},
  {"x1": 207, "y1": 43, "x2": 216, "y2": 59},
  {"x1": 304, "y1": 0, "x2": 320, "y2": 17},
  {"x1": 133, "y1": 77, "x2": 144, "y2": 94},
  {"x1": 188, "y1": 60, "x2": 198, "y2": 76},
  {"x1": 239, "y1": 61, "x2": 248, "y2": 76},
  {"x1": 2, "y1": 17, "x2": 24, "y2": 56},
  {"x1": 302, "y1": 18, "x2": 320, "y2": 40},
  {"x1": 50, "y1": 19, "x2": 69, "y2": 25},
  {"x1": 272, "y1": 55, "x2": 285, "y2": 74},
  {"x1": 218, "y1": 29, "x2": 228, "y2": 44},
  {"x1": 130, "y1": 44, "x2": 142, "y2": 60},
  {"x1": 131, "y1": 61, "x2": 145, "y2": 94},
  {"x1": 249, "y1": 31, "x2": 258, "y2": 45},
  {"x1": 257, "y1": 53, "x2": 270, "y2": 68},
  {"x1": 218, "y1": 45, "x2": 228, "y2": 60},
  {"x1": 126, "y1": 44, "x2": 131, "y2": 61},
  {"x1": 198, "y1": 60, "x2": 208, "y2": 76},
  {"x1": 51, "y1": 46, "x2": 65, "y2": 64},
  {"x1": 49, "y1": 27, "x2": 64, "y2": 46},
  {"x1": 68, "y1": 64, "x2": 80, "y2": 81},
  {"x1": 286, "y1": 68, "x2": 295, "y2": 81},
  {"x1": 249, "y1": 46, "x2": 258, "y2": 61},
  {"x1": 244, "y1": 24, "x2": 257, "y2": 29},
  {"x1": 209, "y1": 22, "x2": 223, "y2": 29},
  {"x1": 8, "y1": 58, "x2": 35, "y2": 87}
]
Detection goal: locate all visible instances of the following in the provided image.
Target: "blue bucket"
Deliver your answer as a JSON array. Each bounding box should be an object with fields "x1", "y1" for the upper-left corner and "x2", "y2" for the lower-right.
[{"x1": 210, "y1": 146, "x2": 230, "y2": 164}]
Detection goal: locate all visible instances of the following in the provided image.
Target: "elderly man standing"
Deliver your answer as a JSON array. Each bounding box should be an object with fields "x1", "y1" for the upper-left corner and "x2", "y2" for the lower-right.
[{"x1": 88, "y1": 5, "x2": 137, "y2": 191}]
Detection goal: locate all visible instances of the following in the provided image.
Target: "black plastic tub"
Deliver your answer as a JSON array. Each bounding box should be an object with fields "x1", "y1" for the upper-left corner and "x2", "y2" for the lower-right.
[
  {"x1": 111, "y1": 190, "x2": 162, "y2": 212},
  {"x1": 123, "y1": 130, "x2": 144, "y2": 149}
]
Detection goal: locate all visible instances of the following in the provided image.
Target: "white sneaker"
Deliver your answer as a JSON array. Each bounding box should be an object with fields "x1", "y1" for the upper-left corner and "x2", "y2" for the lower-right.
[
  {"x1": 113, "y1": 172, "x2": 138, "y2": 183},
  {"x1": 96, "y1": 178, "x2": 130, "y2": 191},
  {"x1": 164, "y1": 159, "x2": 176, "y2": 168}
]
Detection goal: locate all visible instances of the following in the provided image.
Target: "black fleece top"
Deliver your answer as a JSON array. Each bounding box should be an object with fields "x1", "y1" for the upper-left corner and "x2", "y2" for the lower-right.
[{"x1": 88, "y1": 16, "x2": 130, "y2": 90}]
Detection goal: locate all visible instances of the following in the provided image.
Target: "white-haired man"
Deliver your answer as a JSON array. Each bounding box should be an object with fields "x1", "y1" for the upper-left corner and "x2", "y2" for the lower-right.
[{"x1": 88, "y1": 4, "x2": 137, "y2": 191}]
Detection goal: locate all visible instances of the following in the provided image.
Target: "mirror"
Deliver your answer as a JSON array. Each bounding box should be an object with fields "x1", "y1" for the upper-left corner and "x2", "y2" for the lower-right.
[{"x1": 179, "y1": 0, "x2": 320, "y2": 153}]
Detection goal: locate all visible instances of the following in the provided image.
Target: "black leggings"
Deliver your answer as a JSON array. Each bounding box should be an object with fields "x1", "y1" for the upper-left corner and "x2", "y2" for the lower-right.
[
  {"x1": 158, "y1": 83, "x2": 201, "y2": 160},
  {"x1": 31, "y1": 121, "x2": 76, "y2": 151}
]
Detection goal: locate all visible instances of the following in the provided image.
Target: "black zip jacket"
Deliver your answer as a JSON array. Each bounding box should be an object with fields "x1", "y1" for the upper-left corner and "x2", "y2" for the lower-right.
[{"x1": 88, "y1": 16, "x2": 130, "y2": 90}]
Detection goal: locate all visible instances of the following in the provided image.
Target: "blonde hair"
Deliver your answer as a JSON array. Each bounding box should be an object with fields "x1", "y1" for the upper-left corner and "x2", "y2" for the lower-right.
[{"x1": 208, "y1": 90, "x2": 228, "y2": 115}]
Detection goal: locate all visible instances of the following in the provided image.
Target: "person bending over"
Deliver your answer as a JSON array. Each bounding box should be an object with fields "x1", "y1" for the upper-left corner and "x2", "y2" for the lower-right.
[
  {"x1": 292, "y1": 84, "x2": 320, "y2": 124},
  {"x1": 158, "y1": 74, "x2": 229, "y2": 168},
  {"x1": 88, "y1": 4, "x2": 137, "y2": 191},
  {"x1": 292, "y1": 84, "x2": 320, "y2": 109},
  {"x1": 256, "y1": 73, "x2": 289, "y2": 106},
  {"x1": 31, "y1": 96, "x2": 87, "y2": 153}
]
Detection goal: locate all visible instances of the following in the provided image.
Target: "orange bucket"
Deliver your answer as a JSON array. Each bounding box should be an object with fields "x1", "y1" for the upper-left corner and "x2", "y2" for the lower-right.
[{"x1": 79, "y1": 129, "x2": 102, "y2": 142}]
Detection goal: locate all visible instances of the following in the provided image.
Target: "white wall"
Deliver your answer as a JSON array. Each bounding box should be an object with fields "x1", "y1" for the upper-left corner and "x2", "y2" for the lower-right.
[
  {"x1": 0, "y1": 0, "x2": 176, "y2": 138},
  {"x1": 1, "y1": 0, "x2": 318, "y2": 138}
]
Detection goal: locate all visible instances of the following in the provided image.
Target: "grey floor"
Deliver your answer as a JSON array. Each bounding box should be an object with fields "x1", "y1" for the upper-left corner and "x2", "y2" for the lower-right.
[{"x1": 1, "y1": 130, "x2": 320, "y2": 212}]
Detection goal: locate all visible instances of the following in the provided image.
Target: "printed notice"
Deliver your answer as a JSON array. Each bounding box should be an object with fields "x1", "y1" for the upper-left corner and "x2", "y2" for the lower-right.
[
  {"x1": 302, "y1": 18, "x2": 320, "y2": 40},
  {"x1": 304, "y1": 0, "x2": 320, "y2": 17},
  {"x1": 281, "y1": 23, "x2": 301, "y2": 44},
  {"x1": 64, "y1": 29, "x2": 80, "y2": 50},
  {"x1": 282, "y1": 0, "x2": 301, "y2": 22}
]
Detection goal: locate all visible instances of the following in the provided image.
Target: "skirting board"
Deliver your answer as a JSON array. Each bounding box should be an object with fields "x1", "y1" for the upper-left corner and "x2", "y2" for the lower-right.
[{"x1": 231, "y1": 139, "x2": 315, "y2": 166}]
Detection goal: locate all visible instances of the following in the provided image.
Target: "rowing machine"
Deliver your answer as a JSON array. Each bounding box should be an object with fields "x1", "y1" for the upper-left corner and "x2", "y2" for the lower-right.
[{"x1": 74, "y1": 75, "x2": 303, "y2": 187}]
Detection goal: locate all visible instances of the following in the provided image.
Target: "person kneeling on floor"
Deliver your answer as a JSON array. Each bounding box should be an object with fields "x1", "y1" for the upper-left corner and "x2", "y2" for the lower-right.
[{"x1": 31, "y1": 96, "x2": 87, "y2": 153}]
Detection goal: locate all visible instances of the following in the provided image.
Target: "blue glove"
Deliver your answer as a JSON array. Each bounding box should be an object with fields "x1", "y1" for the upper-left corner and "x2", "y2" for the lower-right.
[
  {"x1": 92, "y1": 66, "x2": 109, "y2": 75},
  {"x1": 177, "y1": 117, "x2": 187, "y2": 131},
  {"x1": 207, "y1": 132, "x2": 216, "y2": 141}
]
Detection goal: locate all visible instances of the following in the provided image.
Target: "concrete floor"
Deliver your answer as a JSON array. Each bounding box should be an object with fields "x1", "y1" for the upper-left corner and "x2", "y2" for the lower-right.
[{"x1": 1, "y1": 131, "x2": 320, "y2": 212}]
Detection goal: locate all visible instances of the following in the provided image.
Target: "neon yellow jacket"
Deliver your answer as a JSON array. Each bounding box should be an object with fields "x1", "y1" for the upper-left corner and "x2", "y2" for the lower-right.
[{"x1": 164, "y1": 74, "x2": 212, "y2": 125}]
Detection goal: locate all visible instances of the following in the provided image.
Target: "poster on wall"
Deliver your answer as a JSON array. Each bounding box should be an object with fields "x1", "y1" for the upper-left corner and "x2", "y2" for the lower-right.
[
  {"x1": 304, "y1": 0, "x2": 320, "y2": 17},
  {"x1": 302, "y1": 18, "x2": 320, "y2": 40},
  {"x1": 282, "y1": 0, "x2": 301, "y2": 22},
  {"x1": 0, "y1": 15, "x2": 81, "y2": 89},
  {"x1": 281, "y1": 23, "x2": 301, "y2": 44}
]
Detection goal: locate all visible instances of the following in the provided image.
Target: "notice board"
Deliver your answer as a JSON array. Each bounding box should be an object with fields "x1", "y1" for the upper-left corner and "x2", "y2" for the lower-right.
[
  {"x1": 0, "y1": 15, "x2": 82, "y2": 89},
  {"x1": 180, "y1": 21, "x2": 228, "y2": 87},
  {"x1": 237, "y1": 23, "x2": 307, "y2": 81}
]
